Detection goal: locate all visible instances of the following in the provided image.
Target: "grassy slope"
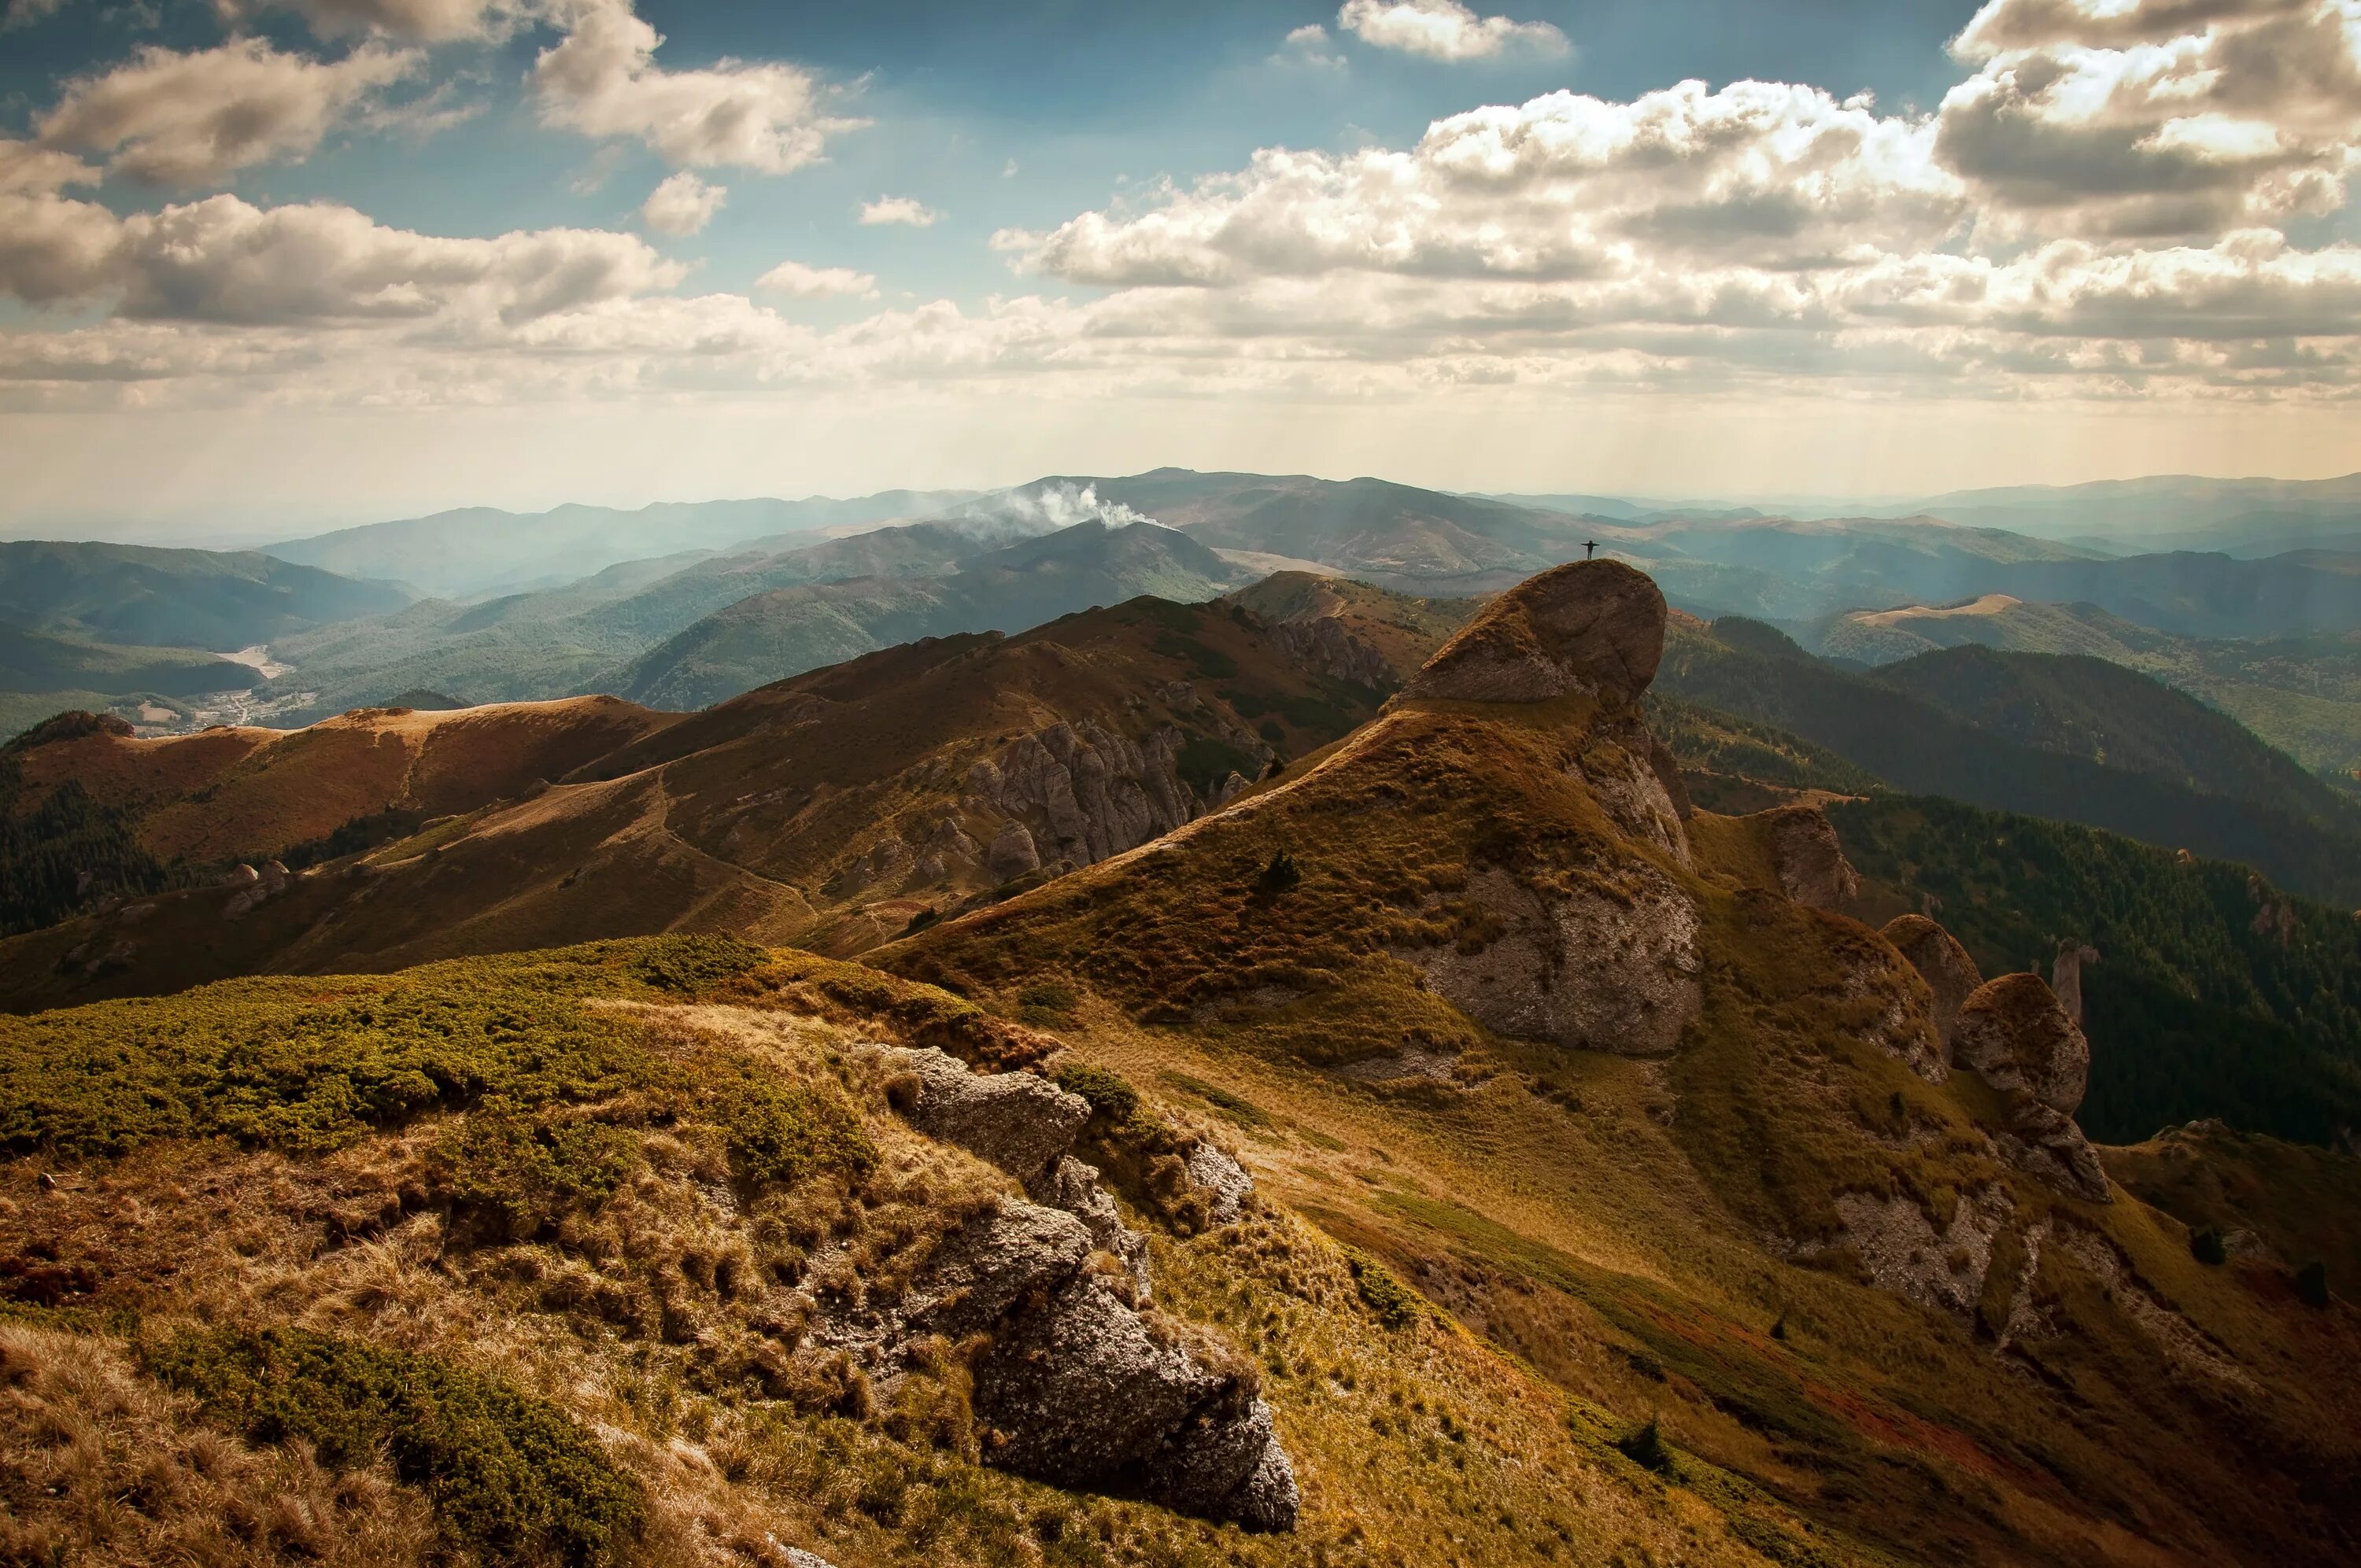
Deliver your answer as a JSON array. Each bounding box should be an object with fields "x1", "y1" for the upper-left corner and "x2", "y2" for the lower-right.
[
  {"x1": 0, "y1": 593, "x2": 1447, "y2": 1009},
  {"x1": 0, "y1": 540, "x2": 408, "y2": 651},
  {"x1": 880, "y1": 685, "x2": 2361, "y2": 1566},
  {"x1": 0, "y1": 937, "x2": 1850, "y2": 1568}
]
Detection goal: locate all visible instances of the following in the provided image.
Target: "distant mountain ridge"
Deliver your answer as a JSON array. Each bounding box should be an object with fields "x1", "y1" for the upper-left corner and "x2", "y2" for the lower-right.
[{"x1": 262, "y1": 489, "x2": 984, "y2": 598}]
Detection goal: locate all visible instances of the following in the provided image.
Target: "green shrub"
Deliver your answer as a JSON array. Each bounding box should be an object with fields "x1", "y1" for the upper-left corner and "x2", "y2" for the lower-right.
[
  {"x1": 1051, "y1": 1061, "x2": 1140, "y2": 1127},
  {"x1": 434, "y1": 1101, "x2": 641, "y2": 1239},
  {"x1": 628, "y1": 933, "x2": 770, "y2": 993},
  {"x1": 1343, "y1": 1246, "x2": 1423, "y2": 1330},
  {"x1": 1016, "y1": 978, "x2": 1081, "y2": 1026},
  {"x1": 690, "y1": 1059, "x2": 876, "y2": 1190},
  {"x1": 1254, "y1": 850, "x2": 1302, "y2": 895},
  {"x1": 1615, "y1": 1413, "x2": 1676, "y2": 1474},
  {"x1": 2189, "y1": 1227, "x2": 2229, "y2": 1266},
  {"x1": 1159, "y1": 1070, "x2": 1270, "y2": 1129},
  {"x1": 144, "y1": 1326, "x2": 642, "y2": 1566},
  {"x1": 2297, "y1": 1260, "x2": 2333, "y2": 1308}
]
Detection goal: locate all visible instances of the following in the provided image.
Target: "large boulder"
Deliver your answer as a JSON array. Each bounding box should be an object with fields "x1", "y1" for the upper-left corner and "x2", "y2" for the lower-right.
[
  {"x1": 1954, "y1": 974, "x2": 2110, "y2": 1204},
  {"x1": 1404, "y1": 559, "x2": 1666, "y2": 709},
  {"x1": 874, "y1": 1046, "x2": 1088, "y2": 1190},
  {"x1": 1760, "y1": 804, "x2": 1860, "y2": 913},
  {"x1": 1882, "y1": 914, "x2": 1983, "y2": 1052},
  {"x1": 972, "y1": 1274, "x2": 1299, "y2": 1530}
]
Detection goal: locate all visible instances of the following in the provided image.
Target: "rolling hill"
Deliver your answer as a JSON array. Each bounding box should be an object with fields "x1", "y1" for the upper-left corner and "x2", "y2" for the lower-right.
[
  {"x1": 1657, "y1": 618, "x2": 2361, "y2": 905},
  {"x1": 0, "y1": 540, "x2": 409, "y2": 651},
  {"x1": 0, "y1": 696, "x2": 682, "y2": 937},
  {"x1": 1816, "y1": 596, "x2": 2361, "y2": 784},
  {"x1": 0, "y1": 577, "x2": 1466, "y2": 1006}
]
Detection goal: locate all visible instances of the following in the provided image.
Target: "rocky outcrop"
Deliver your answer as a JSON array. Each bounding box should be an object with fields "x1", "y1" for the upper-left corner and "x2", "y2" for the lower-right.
[
  {"x1": 1953, "y1": 975, "x2": 2111, "y2": 1204},
  {"x1": 1834, "y1": 1186, "x2": 2015, "y2": 1321},
  {"x1": 1268, "y1": 614, "x2": 1394, "y2": 689},
  {"x1": 874, "y1": 1046, "x2": 1088, "y2": 1192},
  {"x1": 966, "y1": 717, "x2": 1264, "y2": 872},
  {"x1": 985, "y1": 821, "x2": 1040, "y2": 882},
  {"x1": 846, "y1": 1046, "x2": 1297, "y2": 1529},
  {"x1": 2050, "y1": 940, "x2": 2097, "y2": 1027},
  {"x1": 1405, "y1": 559, "x2": 1665, "y2": 708},
  {"x1": 223, "y1": 860, "x2": 293, "y2": 921},
  {"x1": 1882, "y1": 914, "x2": 1982, "y2": 1053},
  {"x1": 1760, "y1": 805, "x2": 1859, "y2": 913},
  {"x1": 1572, "y1": 710, "x2": 1690, "y2": 863},
  {"x1": 1396, "y1": 865, "x2": 1702, "y2": 1057}
]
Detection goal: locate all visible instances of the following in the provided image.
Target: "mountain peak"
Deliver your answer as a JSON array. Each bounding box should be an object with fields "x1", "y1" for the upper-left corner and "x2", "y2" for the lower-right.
[{"x1": 1405, "y1": 558, "x2": 1665, "y2": 707}]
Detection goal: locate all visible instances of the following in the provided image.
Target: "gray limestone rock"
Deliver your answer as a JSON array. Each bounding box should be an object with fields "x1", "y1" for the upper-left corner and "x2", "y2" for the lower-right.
[
  {"x1": 1882, "y1": 914, "x2": 1983, "y2": 1053},
  {"x1": 874, "y1": 1046, "x2": 1088, "y2": 1190}
]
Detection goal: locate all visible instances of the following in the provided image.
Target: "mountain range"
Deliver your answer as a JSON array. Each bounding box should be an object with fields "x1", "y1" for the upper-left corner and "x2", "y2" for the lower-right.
[{"x1": 5, "y1": 555, "x2": 2359, "y2": 1568}]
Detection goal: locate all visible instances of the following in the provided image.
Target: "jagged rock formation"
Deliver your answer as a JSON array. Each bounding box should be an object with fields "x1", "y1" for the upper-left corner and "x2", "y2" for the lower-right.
[
  {"x1": 966, "y1": 717, "x2": 1269, "y2": 874},
  {"x1": 2051, "y1": 939, "x2": 2097, "y2": 1027},
  {"x1": 874, "y1": 1045, "x2": 1090, "y2": 1190},
  {"x1": 848, "y1": 1046, "x2": 1299, "y2": 1529},
  {"x1": 1267, "y1": 614, "x2": 1393, "y2": 688},
  {"x1": 1398, "y1": 865, "x2": 1703, "y2": 1057},
  {"x1": 1883, "y1": 914, "x2": 1983, "y2": 1053},
  {"x1": 1406, "y1": 559, "x2": 1665, "y2": 707},
  {"x1": 1389, "y1": 562, "x2": 1702, "y2": 1053},
  {"x1": 1761, "y1": 805, "x2": 1860, "y2": 913},
  {"x1": 1953, "y1": 974, "x2": 2112, "y2": 1204}
]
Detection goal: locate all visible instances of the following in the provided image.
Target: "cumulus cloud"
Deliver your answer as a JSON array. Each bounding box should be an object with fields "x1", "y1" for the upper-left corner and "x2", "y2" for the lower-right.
[
  {"x1": 7, "y1": 0, "x2": 2361, "y2": 412},
  {"x1": 859, "y1": 194, "x2": 940, "y2": 227},
  {"x1": 998, "y1": 82, "x2": 1964, "y2": 286},
  {"x1": 1336, "y1": 0, "x2": 1569, "y2": 61},
  {"x1": 640, "y1": 170, "x2": 726, "y2": 235},
  {"x1": 531, "y1": 0, "x2": 863, "y2": 172},
  {"x1": 756, "y1": 258, "x2": 878, "y2": 298},
  {"x1": 1934, "y1": 0, "x2": 2361, "y2": 234},
  {"x1": 37, "y1": 39, "x2": 422, "y2": 186},
  {"x1": 2, "y1": 0, "x2": 69, "y2": 28},
  {"x1": 0, "y1": 181, "x2": 682, "y2": 328}
]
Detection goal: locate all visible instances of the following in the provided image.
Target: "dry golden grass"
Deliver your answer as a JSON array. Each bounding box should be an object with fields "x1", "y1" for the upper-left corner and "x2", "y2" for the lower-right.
[{"x1": 0, "y1": 1319, "x2": 439, "y2": 1567}]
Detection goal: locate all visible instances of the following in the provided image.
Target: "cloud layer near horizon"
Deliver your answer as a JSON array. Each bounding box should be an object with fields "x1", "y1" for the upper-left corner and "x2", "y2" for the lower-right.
[{"x1": 2, "y1": 0, "x2": 2359, "y2": 416}]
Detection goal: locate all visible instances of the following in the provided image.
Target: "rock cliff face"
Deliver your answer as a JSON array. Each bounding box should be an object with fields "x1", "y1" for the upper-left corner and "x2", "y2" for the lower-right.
[
  {"x1": 1882, "y1": 914, "x2": 1982, "y2": 1055},
  {"x1": 847, "y1": 1045, "x2": 1300, "y2": 1530},
  {"x1": 1267, "y1": 614, "x2": 1394, "y2": 688},
  {"x1": 1387, "y1": 561, "x2": 1703, "y2": 1055},
  {"x1": 1953, "y1": 974, "x2": 2112, "y2": 1205},
  {"x1": 1399, "y1": 866, "x2": 1703, "y2": 1057},
  {"x1": 2050, "y1": 940, "x2": 2097, "y2": 1027},
  {"x1": 962, "y1": 715, "x2": 1272, "y2": 880},
  {"x1": 1761, "y1": 806, "x2": 1860, "y2": 913},
  {"x1": 1406, "y1": 559, "x2": 1665, "y2": 707}
]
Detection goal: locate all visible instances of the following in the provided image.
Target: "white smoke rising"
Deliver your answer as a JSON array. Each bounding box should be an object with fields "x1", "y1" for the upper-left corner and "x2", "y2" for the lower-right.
[
  {"x1": 951, "y1": 480, "x2": 1162, "y2": 545},
  {"x1": 1018, "y1": 481, "x2": 1155, "y2": 530}
]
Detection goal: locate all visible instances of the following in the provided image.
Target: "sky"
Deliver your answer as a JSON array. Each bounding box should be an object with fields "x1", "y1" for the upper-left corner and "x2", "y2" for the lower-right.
[{"x1": 3, "y1": 0, "x2": 2361, "y2": 538}]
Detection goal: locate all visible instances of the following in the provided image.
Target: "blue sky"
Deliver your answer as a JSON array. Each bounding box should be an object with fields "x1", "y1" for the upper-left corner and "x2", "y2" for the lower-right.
[{"x1": 2, "y1": 0, "x2": 2359, "y2": 533}]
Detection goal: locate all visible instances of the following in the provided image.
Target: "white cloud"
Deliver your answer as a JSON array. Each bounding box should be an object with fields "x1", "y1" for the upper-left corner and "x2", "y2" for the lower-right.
[
  {"x1": 997, "y1": 82, "x2": 1965, "y2": 286},
  {"x1": 1934, "y1": 0, "x2": 2361, "y2": 235},
  {"x1": 6, "y1": 0, "x2": 2361, "y2": 415},
  {"x1": 640, "y1": 169, "x2": 726, "y2": 235},
  {"x1": 1336, "y1": 0, "x2": 1568, "y2": 61},
  {"x1": 1273, "y1": 23, "x2": 1349, "y2": 71},
  {"x1": 859, "y1": 194, "x2": 940, "y2": 227},
  {"x1": 36, "y1": 39, "x2": 422, "y2": 186},
  {"x1": 530, "y1": 0, "x2": 863, "y2": 172},
  {"x1": 756, "y1": 258, "x2": 878, "y2": 298}
]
